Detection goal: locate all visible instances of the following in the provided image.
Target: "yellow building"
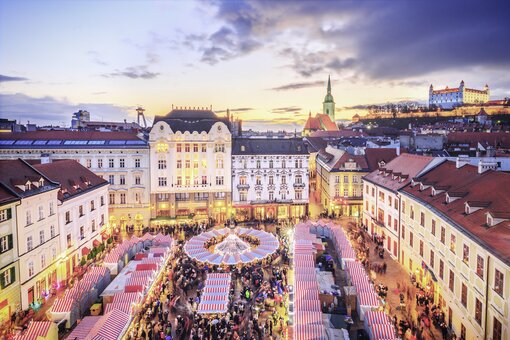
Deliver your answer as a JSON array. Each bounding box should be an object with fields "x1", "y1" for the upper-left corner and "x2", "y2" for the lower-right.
[
  {"x1": 399, "y1": 161, "x2": 509, "y2": 340},
  {"x1": 316, "y1": 146, "x2": 396, "y2": 217}
]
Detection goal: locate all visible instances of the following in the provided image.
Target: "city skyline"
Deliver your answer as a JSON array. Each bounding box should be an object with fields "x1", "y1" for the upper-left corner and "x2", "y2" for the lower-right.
[{"x1": 1, "y1": 0, "x2": 510, "y2": 131}]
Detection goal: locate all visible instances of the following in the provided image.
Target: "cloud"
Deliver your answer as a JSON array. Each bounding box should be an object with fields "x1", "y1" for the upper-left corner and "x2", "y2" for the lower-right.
[
  {"x1": 0, "y1": 93, "x2": 133, "y2": 126},
  {"x1": 215, "y1": 107, "x2": 254, "y2": 113},
  {"x1": 270, "y1": 80, "x2": 326, "y2": 91},
  {"x1": 102, "y1": 65, "x2": 159, "y2": 79},
  {"x1": 271, "y1": 106, "x2": 301, "y2": 114},
  {"x1": 0, "y1": 74, "x2": 28, "y2": 82},
  {"x1": 91, "y1": 91, "x2": 107, "y2": 95}
]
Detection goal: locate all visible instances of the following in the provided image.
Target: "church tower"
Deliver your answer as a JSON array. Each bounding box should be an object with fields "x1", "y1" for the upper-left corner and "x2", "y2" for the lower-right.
[{"x1": 323, "y1": 75, "x2": 335, "y2": 122}]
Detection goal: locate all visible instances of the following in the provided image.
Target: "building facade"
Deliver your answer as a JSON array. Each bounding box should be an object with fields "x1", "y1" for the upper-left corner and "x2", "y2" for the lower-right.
[
  {"x1": 400, "y1": 161, "x2": 509, "y2": 340},
  {"x1": 0, "y1": 131, "x2": 150, "y2": 231},
  {"x1": 0, "y1": 188, "x2": 20, "y2": 323},
  {"x1": 429, "y1": 81, "x2": 490, "y2": 109},
  {"x1": 231, "y1": 138, "x2": 309, "y2": 221},
  {"x1": 149, "y1": 108, "x2": 232, "y2": 223},
  {"x1": 0, "y1": 159, "x2": 61, "y2": 310},
  {"x1": 317, "y1": 146, "x2": 396, "y2": 218},
  {"x1": 34, "y1": 160, "x2": 109, "y2": 282}
]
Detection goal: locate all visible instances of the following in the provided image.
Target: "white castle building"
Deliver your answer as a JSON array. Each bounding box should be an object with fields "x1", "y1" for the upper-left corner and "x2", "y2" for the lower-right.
[{"x1": 429, "y1": 81, "x2": 489, "y2": 109}]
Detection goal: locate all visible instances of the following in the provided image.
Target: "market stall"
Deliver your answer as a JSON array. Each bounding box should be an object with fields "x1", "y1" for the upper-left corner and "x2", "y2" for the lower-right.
[
  {"x1": 47, "y1": 298, "x2": 79, "y2": 329},
  {"x1": 16, "y1": 321, "x2": 57, "y2": 340}
]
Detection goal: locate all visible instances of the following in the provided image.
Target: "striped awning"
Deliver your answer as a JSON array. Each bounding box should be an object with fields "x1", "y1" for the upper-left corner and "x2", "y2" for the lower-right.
[
  {"x1": 371, "y1": 323, "x2": 398, "y2": 340},
  {"x1": 365, "y1": 311, "x2": 391, "y2": 326},
  {"x1": 113, "y1": 292, "x2": 141, "y2": 304},
  {"x1": 203, "y1": 286, "x2": 229, "y2": 294},
  {"x1": 293, "y1": 324, "x2": 327, "y2": 340},
  {"x1": 204, "y1": 279, "x2": 230, "y2": 286},
  {"x1": 89, "y1": 309, "x2": 130, "y2": 340},
  {"x1": 200, "y1": 294, "x2": 229, "y2": 302},
  {"x1": 66, "y1": 316, "x2": 101, "y2": 340},
  {"x1": 51, "y1": 298, "x2": 77, "y2": 313},
  {"x1": 207, "y1": 273, "x2": 231, "y2": 279},
  {"x1": 197, "y1": 302, "x2": 228, "y2": 314},
  {"x1": 88, "y1": 266, "x2": 109, "y2": 276},
  {"x1": 105, "y1": 302, "x2": 135, "y2": 315},
  {"x1": 295, "y1": 299, "x2": 321, "y2": 312},
  {"x1": 125, "y1": 276, "x2": 149, "y2": 291},
  {"x1": 17, "y1": 321, "x2": 53, "y2": 340},
  {"x1": 358, "y1": 291, "x2": 380, "y2": 307}
]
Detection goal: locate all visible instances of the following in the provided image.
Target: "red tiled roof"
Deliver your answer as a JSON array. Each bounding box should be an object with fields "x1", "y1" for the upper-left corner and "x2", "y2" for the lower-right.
[
  {"x1": 316, "y1": 114, "x2": 339, "y2": 131},
  {"x1": 333, "y1": 153, "x2": 368, "y2": 170},
  {"x1": 432, "y1": 87, "x2": 460, "y2": 94},
  {"x1": 304, "y1": 116, "x2": 321, "y2": 130},
  {"x1": 447, "y1": 132, "x2": 510, "y2": 149},
  {"x1": 402, "y1": 161, "x2": 510, "y2": 265},
  {"x1": 365, "y1": 148, "x2": 397, "y2": 171},
  {"x1": 363, "y1": 153, "x2": 436, "y2": 192},
  {"x1": 0, "y1": 159, "x2": 59, "y2": 197},
  {"x1": 0, "y1": 130, "x2": 142, "y2": 141},
  {"x1": 0, "y1": 184, "x2": 18, "y2": 205},
  {"x1": 34, "y1": 160, "x2": 107, "y2": 201}
]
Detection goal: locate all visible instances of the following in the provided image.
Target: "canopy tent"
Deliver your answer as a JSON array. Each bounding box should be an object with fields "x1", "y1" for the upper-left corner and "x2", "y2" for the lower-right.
[
  {"x1": 66, "y1": 316, "x2": 101, "y2": 340},
  {"x1": 197, "y1": 302, "x2": 229, "y2": 314},
  {"x1": 87, "y1": 309, "x2": 131, "y2": 340},
  {"x1": 293, "y1": 324, "x2": 327, "y2": 340},
  {"x1": 47, "y1": 297, "x2": 79, "y2": 329},
  {"x1": 357, "y1": 291, "x2": 381, "y2": 321},
  {"x1": 105, "y1": 302, "x2": 136, "y2": 315},
  {"x1": 197, "y1": 273, "x2": 232, "y2": 314},
  {"x1": 112, "y1": 292, "x2": 141, "y2": 304},
  {"x1": 15, "y1": 321, "x2": 57, "y2": 340},
  {"x1": 370, "y1": 323, "x2": 398, "y2": 340}
]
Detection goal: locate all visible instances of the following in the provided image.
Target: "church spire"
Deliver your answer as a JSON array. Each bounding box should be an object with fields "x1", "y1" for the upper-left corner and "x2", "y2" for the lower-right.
[{"x1": 327, "y1": 74, "x2": 331, "y2": 94}]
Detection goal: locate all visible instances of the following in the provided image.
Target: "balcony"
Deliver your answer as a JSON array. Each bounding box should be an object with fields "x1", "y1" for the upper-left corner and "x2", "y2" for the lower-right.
[
  {"x1": 237, "y1": 184, "x2": 250, "y2": 189},
  {"x1": 293, "y1": 182, "x2": 305, "y2": 188}
]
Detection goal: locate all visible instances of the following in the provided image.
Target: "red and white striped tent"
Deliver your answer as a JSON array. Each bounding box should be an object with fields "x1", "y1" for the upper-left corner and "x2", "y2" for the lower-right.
[
  {"x1": 294, "y1": 311, "x2": 323, "y2": 325},
  {"x1": 125, "y1": 276, "x2": 149, "y2": 292},
  {"x1": 204, "y1": 279, "x2": 231, "y2": 286},
  {"x1": 293, "y1": 254, "x2": 315, "y2": 267},
  {"x1": 358, "y1": 291, "x2": 380, "y2": 307},
  {"x1": 113, "y1": 292, "x2": 141, "y2": 304},
  {"x1": 66, "y1": 316, "x2": 101, "y2": 340},
  {"x1": 16, "y1": 321, "x2": 57, "y2": 340},
  {"x1": 201, "y1": 294, "x2": 229, "y2": 302},
  {"x1": 371, "y1": 323, "x2": 398, "y2": 340},
  {"x1": 51, "y1": 298, "x2": 77, "y2": 313},
  {"x1": 295, "y1": 299, "x2": 321, "y2": 312},
  {"x1": 88, "y1": 309, "x2": 130, "y2": 340},
  {"x1": 293, "y1": 324, "x2": 327, "y2": 340},
  {"x1": 130, "y1": 270, "x2": 153, "y2": 279},
  {"x1": 365, "y1": 311, "x2": 391, "y2": 326},
  {"x1": 197, "y1": 301, "x2": 228, "y2": 314},
  {"x1": 203, "y1": 286, "x2": 229, "y2": 294},
  {"x1": 105, "y1": 302, "x2": 135, "y2": 315},
  {"x1": 354, "y1": 281, "x2": 374, "y2": 293},
  {"x1": 207, "y1": 273, "x2": 231, "y2": 279}
]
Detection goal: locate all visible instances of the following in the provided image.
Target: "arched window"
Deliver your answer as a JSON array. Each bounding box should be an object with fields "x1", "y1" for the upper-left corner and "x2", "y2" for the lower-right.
[{"x1": 216, "y1": 157, "x2": 224, "y2": 169}]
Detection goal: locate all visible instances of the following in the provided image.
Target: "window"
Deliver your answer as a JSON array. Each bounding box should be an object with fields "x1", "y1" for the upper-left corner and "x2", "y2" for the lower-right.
[
  {"x1": 269, "y1": 191, "x2": 274, "y2": 201},
  {"x1": 440, "y1": 226, "x2": 445, "y2": 244},
  {"x1": 388, "y1": 196, "x2": 392, "y2": 207},
  {"x1": 371, "y1": 187, "x2": 375, "y2": 197},
  {"x1": 295, "y1": 190, "x2": 302, "y2": 200},
  {"x1": 176, "y1": 144, "x2": 182, "y2": 152},
  {"x1": 439, "y1": 260, "x2": 444, "y2": 280},
  {"x1": 494, "y1": 269, "x2": 504, "y2": 295},
  {"x1": 269, "y1": 160, "x2": 273, "y2": 168},
  {"x1": 343, "y1": 176, "x2": 348, "y2": 183},
  {"x1": 419, "y1": 240, "x2": 424, "y2": 257},
  {"x1": 387, "y1": 215, "x2": 391, "y2": 227},
  {"x1": 109, "y1": 159, "x2": 114, "y2": 168},
  {"x1": 430, "y1": 250, "x2": 435, "y2": 268},
  {"x1": 176, "y1": 177, "x2": 182, "y2": 186},
  {"x1": 0, "y1": 235, "x2": 13, "y2": 253},
  {"x1": 38, "y1": 205, "x2": 44, "y2": 220},
  {"x1": 158, "y1": 159, "x2": 167, "y2": 169},
  {"x1": 177, "y1": 160, "x2": 182, "y2": 169},
  {"x1": 40, "y1": 254, "x2": 46, "y2": 269},
  {"x1": 255, "y1": 191, "x2": 261, "y2": 201},
  {"x1": 158, "y1": 177, "x2": 167, "y2": 187},
  {"x1": 119, "y1": 158, "x2": 125, "y2": 168},
  {"x1": 109, "y1": 193, "x2": 115, "y2": 205},
  {"x1": 344, "y1": 188, "x2": 348, "y2": 196},
  {"x1": 216, "y1": 157, "x2": 224, "y2": 169},
  {"x1": 80, "y1": 226, "x2": 85, "y2": 240},
  {"x1": 460, "y1": 324, "x2": 466, "y2": 340},
  {"x1": 185, "y1": 144, "x2": 190, "y2": 152},
  {"x1": 239, "y1": 176, "x2": 247, "y2": 185},
  {"x1": 402, "y1": 201, "x2": 406, "y2": 214},
  {"x1": 296, "y1": 159, "x2": 302, "y2": 168},
  {"x1": 86, "y1": 159, "x2": 92, "y2": 168},
  {"x1": 463, "y1": 244, "x2": 469, "y2": 264},
  {"x1": 194, "y1": 160, "x2": 198, "y2": 169},
  {"x1": 420, "y1": 212, "x2": 425, "y2": 227},
  {"x1": 135, "y1": 175, "x2": 141, "y2": 185},
  {"x1": 39, "y1": 230, "x2": 45, "y2": 244},
  {"x1": 65, "y1": 211, "x2": 71, "y2": 224},
  {"x1": 240, "y1": 191, "x2": 247, "y2": 202},
  {"x1": 108, "y1": 175, "x2": 115, "y2": 185},
  {"x1": 281, "y1": 160, "x2": 286, "y2": 168},
  {"x1": 450, "y1": 234, "x2": 456, "y2": 253},
  {"x1": 78, "y1": 205, "x2": 84, "y2": 217},
  {"x1": 202, "y1": 176, "x2": 207, "y2": 185},
  {"x1": 193, "y1": 176, "x2": 199, "y2": 185},
  {"x1": 67, "y1": 234, "x2": 72, "y2": 248},
  {"x1": 118, "y1": 175, "x2": 125, "y2": 185},
  {"x1": 100, "y1": 195, "x2": 104, "y2": 206},
  {"x1": 193, "y1": 143, "x2": 198, "y2": 152},
  {"x1": 27, "y1": 236, "x2": 33, "y2": 251},
  {"x1": 135, "y1": 193, "x2": 140, "y2": 203},
  {"x1": 449, "y1": 270, "x2": 455, "y2": 292},
  {"x1": 379, "y1": 191, "x2": 385, "y2": 201},
  {"x1": 97, "y1": 159, "x2": 103, "y2": 168},
  {"x1": 201, "y1": 144, "x2": 207, "y2": 152},
  {"x1": 90, "y1": 200, "x2": 95, "y2": 211},
  {"x1": 393, "y1": 219, "x2": 398, "y2": 232},
  {"x1": 216, "y1": 176, "x2": 224, "y2": 186},
  {"x1": 49, "y1": 202, "x2": 54, "y2": 215},
  {"x1": 26, "y1": 210, "x2": 32, "y2": 226},
  {"x1": 295, "y1": 175, "x2": 302, "y2": 184},
  {"x1": 256, "y1": 176, "x2": 261, "y2": 185},
  {"x1": 353, "y1": 176, "x2": 359, "y2": 183},
  {"x1": 410, "y1": 206, "x2": 414, "y2": 220},
  {"x1": 28, "y1": 261, "x2": 34, "y2": 277},
  {"x1": 120, "y1": 193, "x2": 126, "y2": 204},
  {"x1": 475, "y1": 298, "x2": 482, "y2": 324},
  {"x1": 281, "y1": 176, "x2": 286, "y2": 185},
  {"x1": 135, "y1": 158, "x2": 141, "y2": 168},
  {"x1": 401, "y1": 225, "x2": 405, "y2": 239},
  {"x1": 1, "y1": 267, "x2": 14, "y2": 288},
  {"x1": 409, "y1": 231, "x2": 414, "y2": 247},
  {"x1": 256, "y1": 160, "x2": 261, "y2": 169},
  {"x1": 51, "y1": 247, "x2": 56, "y2": 260},
  {"x1": 476, "y1": 255, "x2": 484, "y2": 278},
  {"x1": 493, "y1": 317, "x2": 502, "y2": 340},
  {"x1": 281, "y1": 192, "x2": 286, "y2": 200},
  {"x1": 92, "y1": 220, "x2": 96, "y2": 232},
  {"x1": 269, "y1": 176, "x2": 274, "y2": 185},
  {"x1": 461, "y1": 283, "x2": 467, "y2": 307},
  {"x1": 185, "y1": 160, "x2": 191, "y2": 168},
  {"x1": 431, "y1": 220, "x2": 436, "y2": 236}
]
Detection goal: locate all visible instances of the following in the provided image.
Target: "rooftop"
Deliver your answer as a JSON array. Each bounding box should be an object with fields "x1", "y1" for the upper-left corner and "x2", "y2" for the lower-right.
[
  {"x1": 232, "y1": 138, "x2": 308, "y2": 155},
  {"x1": 0, "y1": 159, "x2": 59, "y2": 198},
  {"x1": 153, "y1": 108, "x2": 230, "y2": 133}
]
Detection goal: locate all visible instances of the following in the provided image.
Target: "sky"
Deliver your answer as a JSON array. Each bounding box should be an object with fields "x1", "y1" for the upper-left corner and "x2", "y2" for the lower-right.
[{"x1": 1, "y1": 0, "x2": 510, "y2": 131}]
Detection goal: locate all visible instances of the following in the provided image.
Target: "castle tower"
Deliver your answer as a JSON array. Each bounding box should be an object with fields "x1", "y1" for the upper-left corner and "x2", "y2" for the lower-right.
[{"x1": 323, "y1": 75, "x2": 335, "y2": 122}]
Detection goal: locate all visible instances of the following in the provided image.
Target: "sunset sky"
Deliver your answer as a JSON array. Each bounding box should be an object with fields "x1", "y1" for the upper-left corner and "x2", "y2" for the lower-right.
[{"x1": 1, "y1": 0, "x2": 509, "y2": 131}]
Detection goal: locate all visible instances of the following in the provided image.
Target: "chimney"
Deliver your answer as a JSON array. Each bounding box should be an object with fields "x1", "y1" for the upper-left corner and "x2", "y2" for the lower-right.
[
  {"x1": 478, "y1": 159, "x2": 497, "y2": 174},
  {"x1": 41, "y1": 153, "x2": 52, "y2": 164},
  {"x1": 456, "y1": 155, "x2": 470, "y2": 168},
  {"x1": 486, "y1": 146, "x2": 496, "y2": 157}
]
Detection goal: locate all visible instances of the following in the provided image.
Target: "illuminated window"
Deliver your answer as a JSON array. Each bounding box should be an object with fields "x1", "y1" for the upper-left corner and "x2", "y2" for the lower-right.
[
  {"x1": 269, "y1": 160, "x2": 273, "y2": 168},
  {"x1": 185, "y1": 160, "x2": 191, "y2": 168},
  {"x1": 463, "y1": 244, "x2": 469, "y2": 264},
  {"x1": 97, "y1": 159, "x2": 103, "y2": 168},
  {"x1": 240, "y1": 176, "x2": 247, "y2": 185},
  {"x1": 216, "y1": 157, "x2": 224, "y2": 169},
  {"x1": 450, "y1": 234, "x2": 456, "y2": 253},
  {"x1": 193, "y1": 144, "x2": 198, "y2": 152},
  {"x1": 135, "y1": 158, "x2": 140, "y2": 168},
  {"x1": 495, "y1": 269, "x2": 504, "y2": 296},
  {"x1": 185, "y1": 176, "x2": 191, "y2": 186},
  {"x1": 194, "y1": 160, "x2": 198, "y2": 168},
  {"x1": 430, "y1": 250, "x2": 435, "y2": 268},
  {"x1": 120, "y1": 193, "x2": 126, "y2": 204},
  {"x1": 177, "y1": 160, "x2": 182, "y2": 169},
  {"x1": 449, "y1": 270, "x2": 455, "y2": 292},
  {"x1": 157, "y1": 143, "x2": 168, "y2": 153},
  {"x1": 240, "y1": 191, "x2": 247, "y2": 201},
  {"x1": 39, "y1": 230, "x2": 45, "y2": 244},
  {"x1": 176, "y1": 177, "x2": 182, "y2": 186},
  {"x1": 201, "y1": 144, "x2": 207, "y2": 152},
  {"x1": 176, "y1": 144, "x2": 182, "y2": 152},
  {"x1": 28, "y1": 261, "x2": 34, "y2": 277},
  {"x1": 27, "y1": 236, "x2": 33, "y2": 251},
  {"x1": 476, "y1": 255, "x2": 484, "y2": 278},
  {"x1": 185, "y1": 144, "x2": 190, "y2": 152},
  {"x1": 256, "y1": 176, "x2": 261, "y2": 185},
  {"x1": 440, "y1": 226, "x2": 445, "y2": 244},
  {"x1": 475, "y1": 299, "x2": 482, "y2": 324}
]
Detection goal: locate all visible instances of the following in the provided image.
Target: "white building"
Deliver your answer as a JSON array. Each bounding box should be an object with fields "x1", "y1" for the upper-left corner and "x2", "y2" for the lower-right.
[
  {"x1": 149, "y1": 108, "x2": 232, "y2": 223},
  {"x1": 429, "y1": 81, "x2": 490, "y2": 109},
  {"x1": 34, "y1": 160, "x2": 109, "y2": 282},
  {"x1": 231, "y1": 138, "x2": 309, "y2": 221},
  {"x1": 0, "y1": 131, "x2": 150, "y2": 230},
  {"x1": 0, "y1": 159, "x2": 60, "y2": 309}
]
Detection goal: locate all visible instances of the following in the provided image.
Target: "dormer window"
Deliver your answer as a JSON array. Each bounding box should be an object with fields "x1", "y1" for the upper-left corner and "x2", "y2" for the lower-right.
[
  {"x1": 26, "y1": 182, "x2": 31, "y2": 190},
  {"x1": 39, "y1": 178, "x2": 44, "y2": 187}
]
